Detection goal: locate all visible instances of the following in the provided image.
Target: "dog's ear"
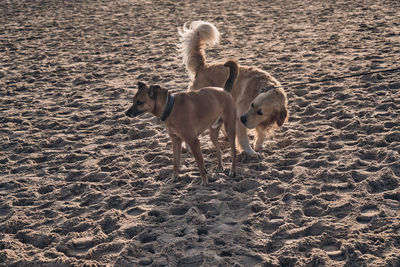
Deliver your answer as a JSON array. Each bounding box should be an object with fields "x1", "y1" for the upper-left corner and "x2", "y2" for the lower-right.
[
  {"x1": 138, "y1": 81, "x2": 147, "y2": 91},
  {"x1": 148, "y1": 85, "x2": 160, "y2": 100},
  {"x1": 275, "y1": 106, "x2": 288, "y2": 127}
]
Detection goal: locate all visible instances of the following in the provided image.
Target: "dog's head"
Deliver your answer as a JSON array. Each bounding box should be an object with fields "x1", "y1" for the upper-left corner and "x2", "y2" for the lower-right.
[
  {"x1": 240, "y1": 90, "x2": 288, "y2": 129},
  {"x1": 125, "y1": 81, "x2": 160, "y2": 118}
]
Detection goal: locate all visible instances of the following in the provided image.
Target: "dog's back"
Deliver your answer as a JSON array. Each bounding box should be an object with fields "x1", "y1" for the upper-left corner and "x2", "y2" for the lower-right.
[
  {"x1": 171, "y1": 88, "x2": 234, "y2": 130},
  {"x1": 170, "y1": 60, "x2": 238, "y2": 135}
]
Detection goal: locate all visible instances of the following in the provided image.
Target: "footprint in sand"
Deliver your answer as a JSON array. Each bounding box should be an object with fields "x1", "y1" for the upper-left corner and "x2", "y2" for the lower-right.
[
  {"x1": 322, "y1": 243, "x2": 344, "y2": 261},
  {"x1": 178, "y1": 254, "x2": 204, "y2": 267},
  {"x1": 351, "y1": 170, "x2": 369, "y2": 183},
  {"x1": 137, "y1": 229, "x2": 158, "y2": 244},
  {"x1": 327, "y1": 202, "x2": 353, "y2": 219},
  {"x1": 302, "y1": 199, "x2": 328, "y2": 217},
  {"x1": 262, "y1": 219, "x2": 285, "y2": 234},
  {"x1": 169, "y1": 205, "x2": 190, "y2": 216},
  {"x1": 146, "y1": 209, "x2": 169, "y2": 223},
  {"x1": 128, "y1": 128, "x2": 157, "y2": 140},
  {"x1": 0, "y1": 202, "x2": 12, "y2": 217},
  {"x1": 264, "y1": 182, "x2": 285, "y2": 199},
  {"x1": 57, "y1": 236, "x2": 96, "y2": 258},
  {"x1": 356, "y1": 206, "x2": 379, "y2": 223},
  {"x1": 127, "y1": 206, "x2": 146, "y2": 216},
  {"x1": 234, "y1": 179, "x2": 260, "y2": 193},
  {"x1": 278, "y1": 158, "x2": 299, "y2": 170},
  {"x1": 367, "y1": 171, "x2": 399, "y2": 193},
  {"x1": 328, "y1": 139, "x2": 344, "y2": 150},
  {"x1": 383, "y1": 191, "x2": 400, "y2": 202},
  {"x1": 100, "y1": 214, "x2": 120, "y2": 234},
  {"x1": 123, "y1": 224, "x2": 143, "y2": 239}
]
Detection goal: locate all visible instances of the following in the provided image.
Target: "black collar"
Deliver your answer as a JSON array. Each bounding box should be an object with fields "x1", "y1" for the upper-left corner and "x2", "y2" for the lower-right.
[{"x1": 160, "y1": 93, "x2": 175, "y2": 121}]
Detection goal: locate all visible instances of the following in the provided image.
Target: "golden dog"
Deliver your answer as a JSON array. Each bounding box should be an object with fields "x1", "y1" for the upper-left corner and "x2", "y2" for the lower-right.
[
  {"x1": 179, "y1": 21, "x2": 288, "y2": 156},
  {"x1": 125, "y1": 60, "x2": 239, "y2": 185}
]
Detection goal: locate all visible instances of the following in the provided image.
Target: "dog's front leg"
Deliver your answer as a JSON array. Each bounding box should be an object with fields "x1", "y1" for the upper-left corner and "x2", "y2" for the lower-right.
[
  {"x1": 187, "y1": 137, "x2": 208, "y2": 185},
  {"x1": 236, "y1": 122, "x2": 259, "y2": 156},
  {"x1": 255, "y1": 125, "x2": 267, "y2": 152},
  {"x1": 171, "y1": 136, "x2": 182, "y2": 182}
]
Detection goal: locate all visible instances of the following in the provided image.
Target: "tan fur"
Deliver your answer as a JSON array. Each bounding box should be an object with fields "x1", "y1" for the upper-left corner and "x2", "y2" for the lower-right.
[
  {"x1": 179, "y1": 21, "x2": 288, "y2": 155},
  {"x1": 125, "y1": 62, "x2": 238, "y2": 185}
]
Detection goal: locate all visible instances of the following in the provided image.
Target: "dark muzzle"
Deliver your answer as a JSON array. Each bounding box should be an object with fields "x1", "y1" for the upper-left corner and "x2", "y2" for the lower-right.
[{"x1": 125, "y1": 106, "x2": 143, "y2": 118}]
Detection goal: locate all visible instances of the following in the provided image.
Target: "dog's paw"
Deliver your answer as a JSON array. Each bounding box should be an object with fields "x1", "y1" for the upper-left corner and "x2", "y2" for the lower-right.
[
  {"x1": 215, "y1": 165, "x2": 224, "y2": 173},
  {"x1": 189, "y1": 178, "x2": 206, "y2": 187},
  {"x1": 166, "y1": 175, "x2": 179, "y2": 184},
  {"x1": 255, "y1": 144, "x2": 264, "y2": 152},
  {"x1": 198, "y1": 175, "x2": 209, "y2": 186},
  {"x1": 243, "y1": 147, "x2": 260, "y2": 156},
  {"x1": 228, "y1": 168, "x2": 236, "y2": 177},
  {"x1": 238, "y1": 151, "x2": 262, "y2": 162}
]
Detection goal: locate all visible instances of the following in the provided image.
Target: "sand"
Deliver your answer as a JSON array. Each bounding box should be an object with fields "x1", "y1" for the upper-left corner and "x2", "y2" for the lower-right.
[{"x1": 1, "y1": 0, "x2": 400, "y2": 266}]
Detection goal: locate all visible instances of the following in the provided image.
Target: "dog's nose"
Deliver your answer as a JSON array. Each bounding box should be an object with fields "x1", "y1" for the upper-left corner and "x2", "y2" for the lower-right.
[{"x1": 240, "y1": 115, "x2": 247, "y2": 125}]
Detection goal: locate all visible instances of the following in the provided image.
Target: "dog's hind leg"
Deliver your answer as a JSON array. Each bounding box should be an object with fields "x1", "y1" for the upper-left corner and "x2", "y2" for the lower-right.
[
  {"x1": 225, "y1": 121, "x2": 237, "y2": 177},
  {"x1": 209, "y1": 126, "x2": 223, "y2": 172},
  {"x1": 186, "y1": 137, "x2": 208, "y2": 185}
]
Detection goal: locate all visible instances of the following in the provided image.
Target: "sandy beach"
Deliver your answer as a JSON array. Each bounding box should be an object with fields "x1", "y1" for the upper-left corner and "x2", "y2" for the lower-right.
[{"x1": 1, "y1": 0, "x2": 399, "y2": 266}]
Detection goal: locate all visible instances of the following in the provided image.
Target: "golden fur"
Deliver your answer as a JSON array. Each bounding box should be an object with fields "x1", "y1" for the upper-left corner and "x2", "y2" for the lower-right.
[{"x1": 179, "y1": 21, "x2": 288, "y2": 155}]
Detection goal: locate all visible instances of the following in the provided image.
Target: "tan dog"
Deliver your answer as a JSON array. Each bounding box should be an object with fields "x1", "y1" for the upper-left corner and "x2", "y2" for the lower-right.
[
  {"x1": 179, "y1": 21, "x2": 288, "y2": 156},
  {"x1": 125, "y1": 60, "x2": 239, "y2": 185}
]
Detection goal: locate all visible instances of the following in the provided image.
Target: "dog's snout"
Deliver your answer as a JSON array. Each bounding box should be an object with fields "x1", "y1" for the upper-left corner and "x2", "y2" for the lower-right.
[
  {"x1": 240, "y1": 115, "x2": 247, "y2": 125},
  {"x1": 125, "y1": 106, "x2": 144, "y2": 118}
]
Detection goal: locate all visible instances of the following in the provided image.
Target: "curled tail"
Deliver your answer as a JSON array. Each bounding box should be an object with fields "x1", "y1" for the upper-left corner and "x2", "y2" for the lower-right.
[
  {"x1": 223, "y1": 60, "x2": 239, "y2": 92},
  {"x1": 178, "y1": 21, "x2": 220, "y2": 77},
  {"x1": 212, "y1": 60, "x2": 239, "y2": 129}
]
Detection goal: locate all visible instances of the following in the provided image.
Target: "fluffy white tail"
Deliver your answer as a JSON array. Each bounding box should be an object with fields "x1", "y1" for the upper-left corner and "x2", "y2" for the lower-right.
[{"x1": 178, "y1": 21, "x2": 220, "y2": 77}]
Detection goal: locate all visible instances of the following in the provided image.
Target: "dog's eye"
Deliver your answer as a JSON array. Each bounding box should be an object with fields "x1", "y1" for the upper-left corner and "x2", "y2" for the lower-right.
[
  {"x1": 136, "y1": 101, "x2": 143, "y2": 106},
  {"x1": 251, "y1": 103, "x2": 254, "y2": 108},
  {"x1": 257, "y1": 110, "x2": 263, "y2": 116}
]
